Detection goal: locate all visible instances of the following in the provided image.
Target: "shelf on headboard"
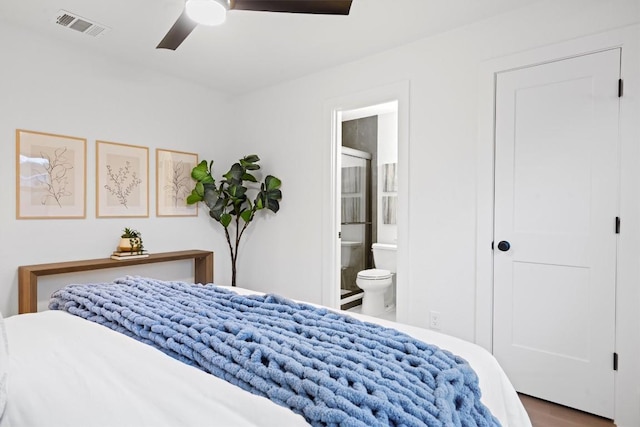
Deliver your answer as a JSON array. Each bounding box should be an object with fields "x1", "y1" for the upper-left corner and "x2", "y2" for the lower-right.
[{"x1": 18, "y1": 250, "x2": 214, "y2": 314}]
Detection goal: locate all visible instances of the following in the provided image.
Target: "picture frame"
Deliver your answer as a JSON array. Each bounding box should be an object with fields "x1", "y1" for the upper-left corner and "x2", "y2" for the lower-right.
[
  {"x1": 96, "y1": 140, "x2": 149, "y2": 218},
  {"x1": 382, "y1": 195, "x2": 397, "y2": 225},
  {"x1": 382, "y1": 162, "x2": 398, "y2": 192},
  {"x1": 16, "y1": 129, "x2": 86, "y2": 219},
  {"x1": 156, "y1": 149, "x2": 198, "y2": 217}
]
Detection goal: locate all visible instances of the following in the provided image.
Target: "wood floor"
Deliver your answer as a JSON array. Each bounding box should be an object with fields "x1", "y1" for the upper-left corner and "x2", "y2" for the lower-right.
[{"x1": 518, "y1": 394, "x2": 615, "y2": 427}]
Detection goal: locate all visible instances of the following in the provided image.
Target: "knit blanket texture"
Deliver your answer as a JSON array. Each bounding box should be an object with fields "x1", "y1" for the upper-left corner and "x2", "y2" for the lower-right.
[{"x1": 49, "y1": 276, "x2": 500, "y2": 427}]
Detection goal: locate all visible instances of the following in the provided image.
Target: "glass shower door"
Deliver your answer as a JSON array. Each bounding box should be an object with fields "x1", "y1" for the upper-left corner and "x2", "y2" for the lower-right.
[{"x1": 340, "y1": 149, "x2": 371, "y2": 302}]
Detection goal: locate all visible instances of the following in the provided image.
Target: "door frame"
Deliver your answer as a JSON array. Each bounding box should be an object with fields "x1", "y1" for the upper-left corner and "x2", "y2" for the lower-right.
[
  {"x1": 475, "y1": 26, "x2": 640, "y2": 426},
  {"x1": 322, "y1": 81, "x2": 410, "y2": 321}
]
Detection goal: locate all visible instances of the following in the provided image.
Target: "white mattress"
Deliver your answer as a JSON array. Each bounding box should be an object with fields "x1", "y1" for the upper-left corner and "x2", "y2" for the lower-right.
[{"x1": 4, "y1": 286, "x2": 531, "y2": 427}]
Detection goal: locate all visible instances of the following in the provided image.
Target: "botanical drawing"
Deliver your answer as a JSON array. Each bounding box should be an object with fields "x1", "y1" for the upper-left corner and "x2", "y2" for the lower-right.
[
  {"x1": 104, "y1": 156, "x2": 142, "y2": 209},
  {"x1": 164, "y1": 160, "x2": 191, "y2": 207},
  {"x1": 156, "y1": 149, "x2": 197, "y2": 216},
  {"x1": 31, "y1": 146, "x2": 74, "y2": 207}
]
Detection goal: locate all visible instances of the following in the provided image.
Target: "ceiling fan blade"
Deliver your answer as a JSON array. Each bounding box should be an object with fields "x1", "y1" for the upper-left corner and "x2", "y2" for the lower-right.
[
  {"x1": 230, "y1": 0, "x2": 352, "y2": 15},
  {"x1": 157, "y1": 9, "x2": 198, "y2": 50}
]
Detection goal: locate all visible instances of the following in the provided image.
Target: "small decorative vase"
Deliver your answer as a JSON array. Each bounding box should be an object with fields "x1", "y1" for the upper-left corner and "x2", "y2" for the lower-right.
[{"x1": 118, "y1": 237, "x2": 142, "y2": 252}]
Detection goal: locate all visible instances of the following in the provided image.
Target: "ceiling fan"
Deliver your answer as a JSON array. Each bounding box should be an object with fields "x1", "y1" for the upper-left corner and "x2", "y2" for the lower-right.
[{"x1": 157, "y1": 0, "x2": 354, "y2": 50}]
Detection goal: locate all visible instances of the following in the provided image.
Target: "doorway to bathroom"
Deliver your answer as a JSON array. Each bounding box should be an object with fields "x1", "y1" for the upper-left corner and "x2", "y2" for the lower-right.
[
  {"x1": 338, "y1": 102, "x2": 398, "y2": 320},
  {"x1": 322, "y1": 80, "x2": 409, "y2": 323}
]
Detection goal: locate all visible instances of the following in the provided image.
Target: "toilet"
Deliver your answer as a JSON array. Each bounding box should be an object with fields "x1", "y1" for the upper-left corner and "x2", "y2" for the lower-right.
[{"x1": 356, "y1": 243, "x2": 396, "y2": 316}]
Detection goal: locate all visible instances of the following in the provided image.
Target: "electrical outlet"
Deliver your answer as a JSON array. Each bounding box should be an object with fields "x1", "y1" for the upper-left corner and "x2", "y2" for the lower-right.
[{"x1": 429, "y1": 311, "x2": 441, "y2": 330}]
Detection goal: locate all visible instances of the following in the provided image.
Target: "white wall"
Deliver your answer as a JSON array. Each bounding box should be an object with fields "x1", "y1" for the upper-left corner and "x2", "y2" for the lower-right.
[
  {"x1": 0, "y1": 21, "x2": 236, "y2": 315},
  {"x1": 228, "y1": 1, "x2": 640, "y2": 425}
]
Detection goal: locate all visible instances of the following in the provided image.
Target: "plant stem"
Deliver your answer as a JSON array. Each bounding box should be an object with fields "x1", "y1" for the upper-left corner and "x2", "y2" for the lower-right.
[
  {"x1": 235, "y1": 211, "x2": 253, "y2": 286},
  {"x1": 224, "y1": 227, "x2": 236, "y2": 287}
]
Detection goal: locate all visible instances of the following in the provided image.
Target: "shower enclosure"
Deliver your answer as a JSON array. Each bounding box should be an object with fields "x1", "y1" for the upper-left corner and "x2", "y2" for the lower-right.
[{"x1": 340, "y1": 147, "x2": 372, "y2": 308}]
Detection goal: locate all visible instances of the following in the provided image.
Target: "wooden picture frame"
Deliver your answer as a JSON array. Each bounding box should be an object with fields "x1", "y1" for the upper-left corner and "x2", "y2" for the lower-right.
[
  {"x1": 16, "y1": 129, "x2": 86, "y2": 219},
  {"x1": 96, "y1": 140, "x2": 149, "y2": 218},
  {"x1": 156, "y1": 149, "x2": 198, "y2": 217}
]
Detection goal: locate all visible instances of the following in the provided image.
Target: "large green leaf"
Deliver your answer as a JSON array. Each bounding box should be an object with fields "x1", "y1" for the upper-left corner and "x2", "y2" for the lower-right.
[
  {"x1": 242, "y1": 173, "x2": 257, "y2": 182},
  {"x1": 186, "y1": 189, "x2": 202, "y2": 205},
  {"x1": 240, "y1": 155, "x2": 260, "y2": 171},
  {"x1": 252, "y1": 175, "x2": 282, "y2": 214},
  {"x1": 224, "y1": 163, "x2": 244, "y2": 183},
  {"x1": 194, "y1": 181, "x2": 205, "y2": 196},
  {"x1": 228, "y1": 184, "x2": 247, "y2": 198},
  {"x1": 202, "y1": 185, "x2": 219, "y2": 209},
  {"x1": 210, "y1": 199, "x2": 225, "y2": 221},
  {"x1": 267, "y1": 189, "x2": 282, "y2": 200},
  {"x1": 191, "y1": 161, "x2": 215, "y2": 184},
  {"x1": 265, "y1": 175, "x2": 282, "y2": 191},
  {"x1": 240, "y1": 209, "x2": 252, "y2": 223},
  {"x1": 186, "y1": 181, "x2": 206, "y2": 204},
  {"x1": 243, "y1": 154, "x2": 260, "y2": 163},
  {"x1": 267, "y1": 199, "x2": 280, "y2": 213},
  {"x1": 220, "y1": 213, "x2": 232, "y2": 227}
]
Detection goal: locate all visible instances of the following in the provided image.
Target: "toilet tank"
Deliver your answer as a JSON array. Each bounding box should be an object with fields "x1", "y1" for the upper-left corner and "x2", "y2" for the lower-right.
[
  {"x1": 340, "y1": 240, "x2": 361, "y2": 268},
  {"x1": 372, "y1": 243, "x2": 397, "y2": 273}
]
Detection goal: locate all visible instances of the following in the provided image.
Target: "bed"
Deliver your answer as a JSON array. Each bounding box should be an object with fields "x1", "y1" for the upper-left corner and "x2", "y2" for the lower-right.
[{"x1": 1, "y1": 276, "x2": 532, "y2": 427}]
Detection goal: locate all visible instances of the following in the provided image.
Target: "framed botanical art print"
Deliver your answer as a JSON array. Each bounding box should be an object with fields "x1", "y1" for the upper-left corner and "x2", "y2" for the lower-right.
[
  {"x1": 96, "y1": 140, "x2": 149, "y2": 218},
  {"x1": 16, "y1": 129, "x2": 86, "y2": 219},
  {"x1": 156, "y1": 149, "x2": 198, "y2": 217}
]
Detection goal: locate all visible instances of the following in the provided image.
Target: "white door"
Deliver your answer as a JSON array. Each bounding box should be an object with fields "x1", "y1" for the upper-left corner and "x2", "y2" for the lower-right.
[{"x1": 493, "y1": 48, "x2": 620, "y2": 418}]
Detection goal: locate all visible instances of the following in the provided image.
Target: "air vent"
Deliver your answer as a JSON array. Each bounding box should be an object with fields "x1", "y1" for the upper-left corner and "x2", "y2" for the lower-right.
[{"x1": 53, "y1": 10, "x2": 110, "y2": 37}]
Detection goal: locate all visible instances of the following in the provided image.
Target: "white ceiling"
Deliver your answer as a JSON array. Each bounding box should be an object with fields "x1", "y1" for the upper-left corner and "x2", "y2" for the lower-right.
[{"x1": 0, "y1": 0, "x2": 540, "y2": 95}]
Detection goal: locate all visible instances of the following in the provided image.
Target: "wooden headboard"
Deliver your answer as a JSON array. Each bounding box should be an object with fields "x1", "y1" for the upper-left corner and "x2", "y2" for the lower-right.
[{"x1": 18, "y1": 250, "x2": 214, "y2": 314}]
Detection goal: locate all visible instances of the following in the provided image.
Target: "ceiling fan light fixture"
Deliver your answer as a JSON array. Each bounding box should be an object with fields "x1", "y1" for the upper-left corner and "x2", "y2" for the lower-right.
[{"x1": 185, "y1": 0, "x2": 227, "y2": 26}]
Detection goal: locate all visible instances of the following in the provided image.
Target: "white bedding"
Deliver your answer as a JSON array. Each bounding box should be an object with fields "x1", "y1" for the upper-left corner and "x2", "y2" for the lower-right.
[{"x1": 4, "y1": 286, "x2": 531, "y2": 427}]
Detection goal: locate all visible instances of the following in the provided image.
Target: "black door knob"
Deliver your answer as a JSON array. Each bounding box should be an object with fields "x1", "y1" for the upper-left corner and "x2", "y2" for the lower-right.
[{"x1": 497, "y1": 241, "x2": 511, "y2": 252}]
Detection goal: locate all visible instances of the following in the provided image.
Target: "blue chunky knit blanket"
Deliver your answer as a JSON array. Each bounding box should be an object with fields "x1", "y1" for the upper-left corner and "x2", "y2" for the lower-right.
[{"x1": 49, "y1": 276, "x2": 500, "y2": 427}]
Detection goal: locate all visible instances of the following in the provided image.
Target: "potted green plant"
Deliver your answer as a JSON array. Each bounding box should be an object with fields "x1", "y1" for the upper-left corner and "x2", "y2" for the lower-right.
[
  {"x1": 187, "y1": 155, "x2": 282, "y2": 287},
  {"x1": 119, "y1": 227, "x2": 144, "y2": 252}
]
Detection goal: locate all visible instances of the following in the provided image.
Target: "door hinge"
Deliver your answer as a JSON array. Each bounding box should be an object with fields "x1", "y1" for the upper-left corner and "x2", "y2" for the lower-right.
[
  {"x1": 615, "y1": 217, "x2": 621, "y2": 234},
  {"x1": 613, "y1": 352, "x2": 618, "y2": 371},
  {"x1": 338, "y1": 231, "x2": 342, "y2": 239},
  {"x1": 618, "y1": 79, "x2": 623, "y2": 97}
]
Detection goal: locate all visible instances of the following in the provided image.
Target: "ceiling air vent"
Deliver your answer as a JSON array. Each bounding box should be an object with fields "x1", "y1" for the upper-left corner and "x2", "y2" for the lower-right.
[{"x1": 53, "y1": 10, "x2": 110, "y2": 37}]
